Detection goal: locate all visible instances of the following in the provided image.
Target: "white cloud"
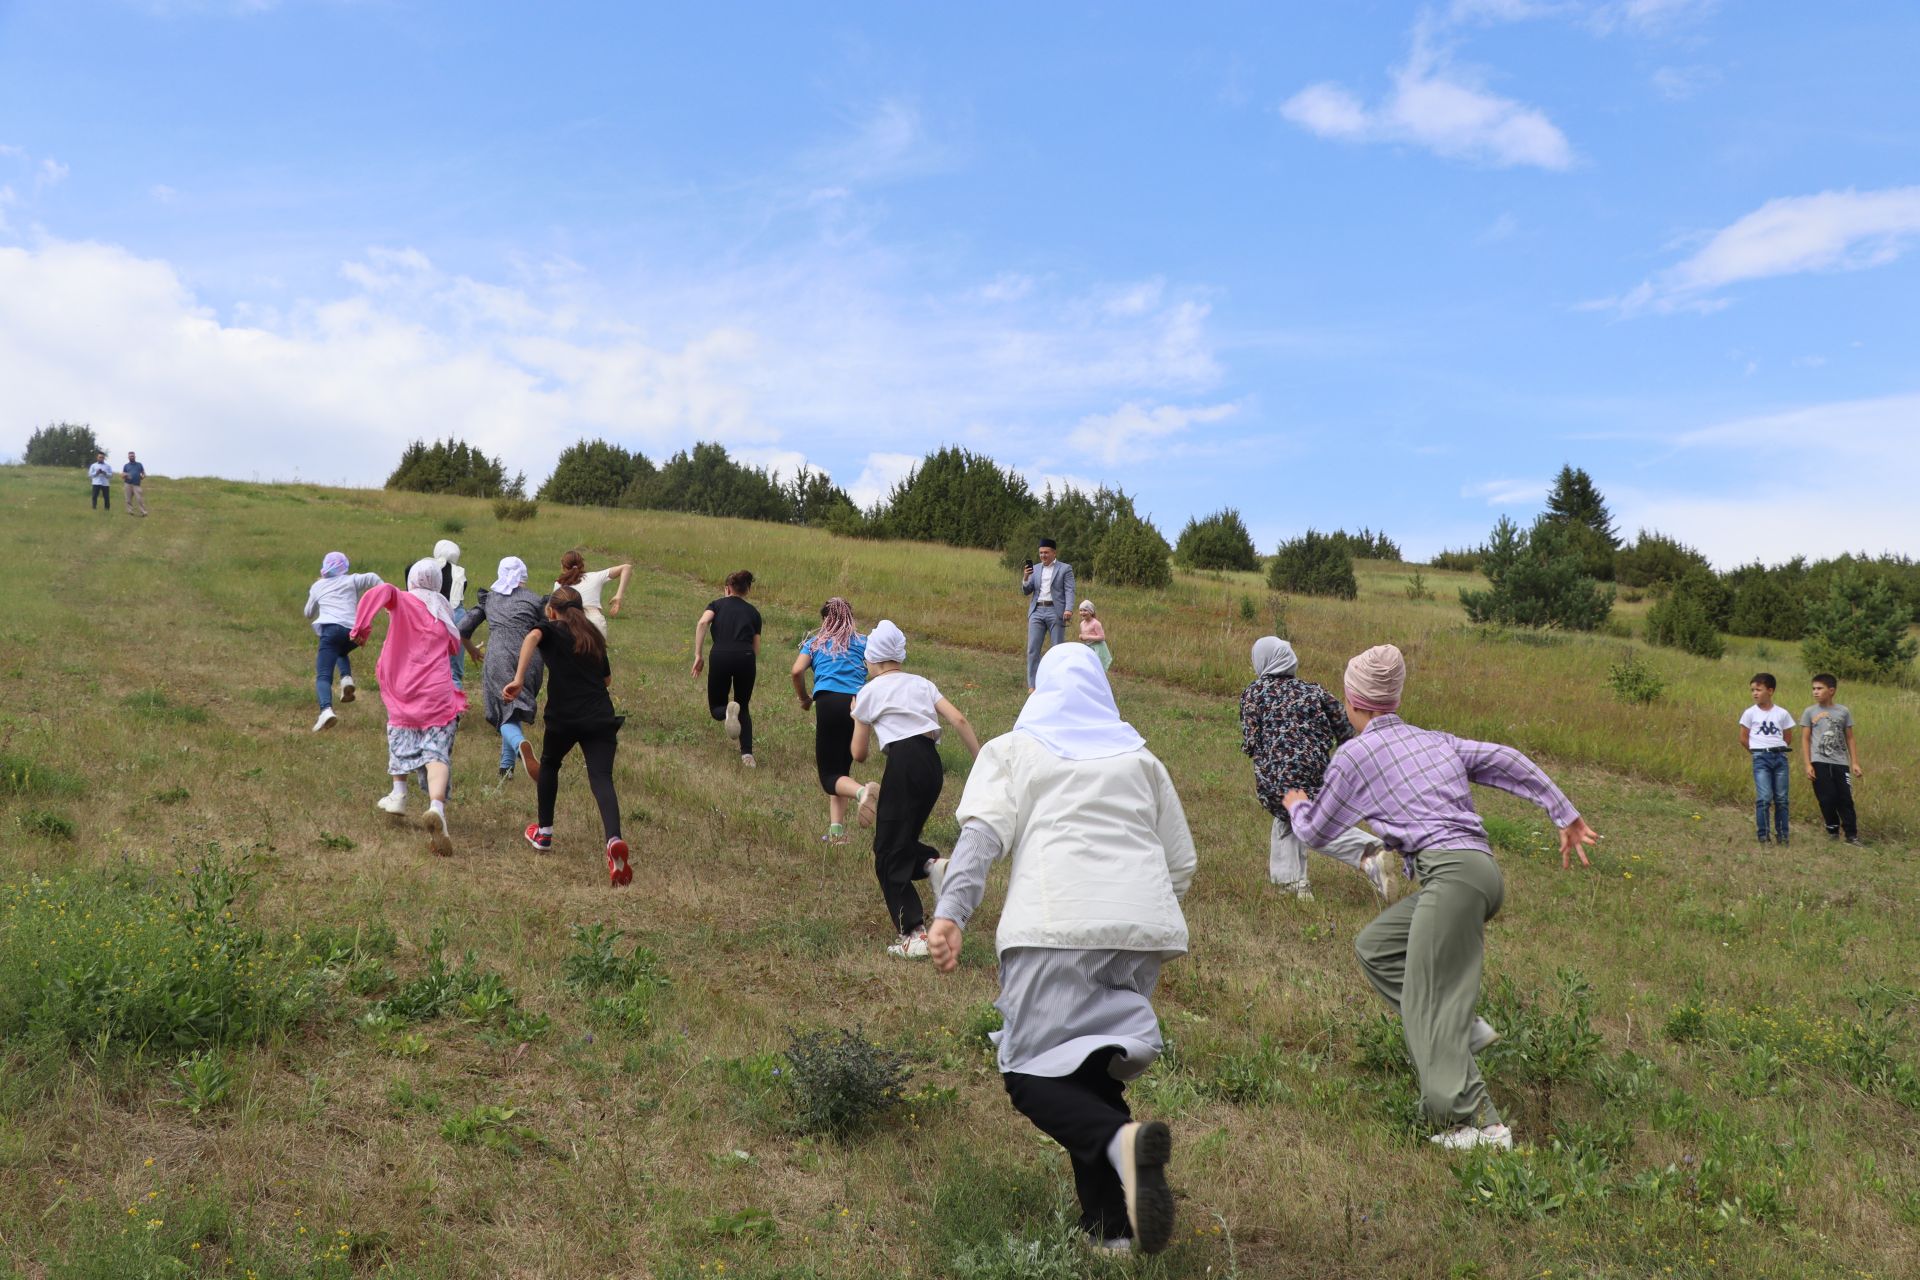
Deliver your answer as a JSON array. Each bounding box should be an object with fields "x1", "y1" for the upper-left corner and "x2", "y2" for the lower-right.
[
  {"x1": 1280, "y1": 33, "x2": 1573, "y2": 171},
  {"x1": 1461, "y1": 477, "x2": 1550, "y2": 505},
  {"x1": 150, "y1": 184, "x2": 179, "y2": 203},
  {"x1": 1649, "y1": 64, "x2": 1717, "y2": 100},
  {"x1": 972, "y1": 272, "x2": 1034, "y2": 303},
  {"x1": 844, "y1": 452, "x2": 920, "y2": 508},
  {"x1": 1590, "y1": 0, "x2": 1717, "y2": 33},
  {"x1": 37, "y1": 158, "x2": 68, "y2": 187},
  {"x1": 1478, "y1": 211, "x2": 1520, "y2": 243},
  {"x1": 1066, "y1": 401, "x2": 1238, "y2": 466},
  {"x1": 1601, "y1": 186, "x2": 1920, "y2": 315}
]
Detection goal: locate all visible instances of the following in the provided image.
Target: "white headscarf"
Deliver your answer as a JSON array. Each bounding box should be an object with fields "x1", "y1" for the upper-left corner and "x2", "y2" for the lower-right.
[
  {"x1": 1251, "y1": 636, "x2": 1298, "y2": 678},
  {"x1": 408, "y1": 559, "x2": 463, "y2": 641},
  {"x1": 1014, "y1": 643, "x2": 1146, "y2": 760},
  {"x1": 866, "y1": 619, "x2": 907, "y2": 664},
  {"x1": 432, "y1": 539, "x2": 461, "y2": 565},
  {"x1": 490, "y1": 556, "x2": 528, "y2": 595}
]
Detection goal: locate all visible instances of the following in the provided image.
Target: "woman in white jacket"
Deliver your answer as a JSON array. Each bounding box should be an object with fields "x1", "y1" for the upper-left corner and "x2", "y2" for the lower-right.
[{"x1": 928, "y1": 643, "x2": 1195, "y2": 1257}]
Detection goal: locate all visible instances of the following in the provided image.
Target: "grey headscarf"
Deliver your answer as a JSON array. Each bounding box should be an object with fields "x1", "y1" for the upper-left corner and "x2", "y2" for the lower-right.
[{"x1": 1251, "y1": 636, "x2": 1298, "y2": 678}]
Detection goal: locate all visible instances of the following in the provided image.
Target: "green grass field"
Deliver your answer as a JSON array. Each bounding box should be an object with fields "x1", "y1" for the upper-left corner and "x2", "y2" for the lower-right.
[{"x1": 0, "y1": 465, "x2": 1915, "y2": 1279}]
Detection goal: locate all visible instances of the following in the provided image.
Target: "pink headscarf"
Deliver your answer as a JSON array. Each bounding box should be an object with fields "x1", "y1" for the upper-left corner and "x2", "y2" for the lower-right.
[
  {"x1": 321, "y1": 551, "x2": 350, "y2": 578},
  {"x1": 1344, "y1": 644, "x2": 1406, "y2": 714}
]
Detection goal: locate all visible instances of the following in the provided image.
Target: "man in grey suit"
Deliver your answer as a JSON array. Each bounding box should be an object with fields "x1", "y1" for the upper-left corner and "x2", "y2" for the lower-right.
[{"x1": 1020, "y1": 538, "x2": 1076, "y2": 690}]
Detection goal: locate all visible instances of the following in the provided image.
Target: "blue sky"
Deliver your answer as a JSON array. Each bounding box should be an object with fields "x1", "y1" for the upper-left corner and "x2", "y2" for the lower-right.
[{"x1": 4, "y1": 0, "x2": 1918, "y2": 565}]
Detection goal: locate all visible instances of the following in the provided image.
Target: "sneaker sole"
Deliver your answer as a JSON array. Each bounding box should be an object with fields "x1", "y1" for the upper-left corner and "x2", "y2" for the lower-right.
[
  {"x1": 339, "y1": 687, "x2": 355, "y2": 704},
  {"x1": 518, "y1": 741, "x2": 541, "y2": 784},
  {"x1": 1124, "y1": 1121, "x2": 1175, "y2": 1255},
  {"x1": 724, "y1": 701, "x2": 741, "y2": 741},
  {"x1": 422, "y1": 813, "x2": 454, "y2": 858},
  {"x1": 524, "y1": 828, "x2": 551, "y2": 853},
  {"x1": 608, "y1": 838, "x2": 632, "y2": 887},
  {"x1": 315, "y1": 717, "x2": 336, "y2": 732},
  {"x1": 857, "y1": 783, "x2": 880, "y2": 828}
]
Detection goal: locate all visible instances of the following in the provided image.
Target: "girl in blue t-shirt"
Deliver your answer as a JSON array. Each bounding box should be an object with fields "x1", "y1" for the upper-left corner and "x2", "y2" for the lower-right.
[{"x1": 791, "y1": 597, "x2": 873, "y2": 844}]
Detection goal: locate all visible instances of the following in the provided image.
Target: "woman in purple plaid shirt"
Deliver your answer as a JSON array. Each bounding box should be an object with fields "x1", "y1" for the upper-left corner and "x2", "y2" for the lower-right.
[{"x1": 1284, "y1": 644, "x2": 1599, "y2": 1152}]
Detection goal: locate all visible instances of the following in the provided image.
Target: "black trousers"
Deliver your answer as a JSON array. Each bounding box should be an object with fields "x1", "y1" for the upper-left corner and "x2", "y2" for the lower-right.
[
  {"x1": 706, "y1": 649, "x2": 756, "y2": 754},
  {"x1": 1811, "y1": 761, "x2": 1858, "y2": 837},
  {"x1": 91, "y1": 484, "x2": 110, "y2": 511},
  {"x1": 536, "y1": 719, "x2": 623, "y2": 842},
  {"x1": 1003, "y1": 1048, "x2": 1132, "y2": 1241},
  {"x1": 873, "y1": 735, "x2": 942, "y2": 934},
  {"x1": 812, "y1": 691, "x2": 854, "y2": 793}
]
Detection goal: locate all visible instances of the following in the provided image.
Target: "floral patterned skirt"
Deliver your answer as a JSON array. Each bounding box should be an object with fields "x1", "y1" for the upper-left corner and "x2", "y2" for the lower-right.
[{"x1": 386, "y1": 720, "x2": 458, "y2": 776}]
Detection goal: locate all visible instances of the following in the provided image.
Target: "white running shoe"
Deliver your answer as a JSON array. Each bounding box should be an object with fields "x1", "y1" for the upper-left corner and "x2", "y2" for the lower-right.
[
  {"x1": 1114, "y1": 1121, "x2": 1175, "y2": 1255},
  {"x1": 1360, "y1": 847, "x2": 1393, "y2": 899},
  {"x1": 857, "y1": 781, "x2": 881, "y2": 828},
  {"x1": 724, "y1": 700, "x2": 742, "y2": 741},
  {"x1": 1430, "y1": 1123, "x2": 1513, "y2": 1151},
  {"x1": 422, "y1": 808, "x2": 454, "y2": 858},
  {"x1": 339, "y1": 677, "x2": 356, "y2": 704},
  {"x1": 313, "y1": 708, "x2": 338, "y2": 733},
  {"x1": 1283, "y1": 879, "x2": 1314, "y2": 901},
  {"x1": 376, "y1": 791, "x2": 408, "y2": 815},
  {"x1": 886, "y1": 929, "x2": 931, "y2": 959},
  {"x1": 1469, "y1": 1016, "x2": 1500, "y2": 1055},
  {"x1": 741, "y1": 753, "x2": 756, "y2": 768}
]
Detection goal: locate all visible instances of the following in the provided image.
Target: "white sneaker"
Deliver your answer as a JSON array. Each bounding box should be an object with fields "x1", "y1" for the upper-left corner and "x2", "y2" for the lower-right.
[
  {"x1": 1430, "y1": 1123, "x2": 1513, "y2": 1151},
  {"x1": 856, "y1": 781, "x2": 881, "y2": 828},
  {"x1": 376, "y1": 790, "x2": 408, "y2": 815},
  {"x1": 1283, "y1": 879, "x2": 1314, "y2": 901},
  {"x1": 1114, "y1": 1120, "x2": 1175, "y2": 1255},
  {"x1": 422, "y1": 808, "x2": 454, "y2": 858},
  {"x1": 886, "y1": 929, "x2": 930, "y2": 959},
  {"x1": 1360, "y1": 847, "x2": 1393, "y2": 899},
  {"x1": 1469, "y1": 1016, "x2": 1500, "y2": 1055},
  {"x1": 740, "y1": 753, "x2": 756, "y2": 768},
  {"x1": 312, "y1": 708, "x2": 337, "y2": 733},
  {"x1": 724, "y1": 700, "x2": 742, "y2": 741},
  {"x1": 338, "y1": 677, "x2": 356, "y2": 704}
]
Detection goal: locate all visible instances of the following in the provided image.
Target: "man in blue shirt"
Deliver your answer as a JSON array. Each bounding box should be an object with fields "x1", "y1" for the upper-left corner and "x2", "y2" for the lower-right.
[{"x1": 122, "y1": 451, "x2": 148, "y2": 516}]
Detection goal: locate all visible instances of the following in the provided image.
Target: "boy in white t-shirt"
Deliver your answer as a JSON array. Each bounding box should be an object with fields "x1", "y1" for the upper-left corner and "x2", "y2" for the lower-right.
[
  {"x1": 850, "y1": 620, "x2": 982, "y2": 958},
  {"x1": 1737, "y1": 672, "x2": 1796, "y2": 844}
]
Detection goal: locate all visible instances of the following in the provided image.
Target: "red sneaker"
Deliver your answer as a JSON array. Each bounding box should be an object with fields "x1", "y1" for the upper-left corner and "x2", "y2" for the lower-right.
[
  {"x1": 524, "y1": 822, "x2": 552, "y2": 852},
  {"x1": 606, "y1": 837, "x2": 631, "y2": 887}
]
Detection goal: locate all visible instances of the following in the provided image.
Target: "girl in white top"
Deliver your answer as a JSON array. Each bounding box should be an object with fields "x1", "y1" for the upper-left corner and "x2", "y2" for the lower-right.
[
  {"x1": 554, "y1": 550, "x2": 631, "y2": 639},
  {"x1": 302, "y1": 551, "x2": 383, "y2": 732},
  {"x1": 927, "y1": 643, "x2": 1193, "y2": 1256},
  {"x1": 850, "y1": 621, "x2": 981, "y2": 958}
]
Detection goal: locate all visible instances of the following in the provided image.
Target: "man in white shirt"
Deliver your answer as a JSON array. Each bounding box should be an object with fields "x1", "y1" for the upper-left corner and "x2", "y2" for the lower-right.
[
  {"x1": 1019, "y1": 538, "x2": 1077, "y2": 692},
  {"x1": 87, "y1": 450, "x2": 113, "y2": 514}
]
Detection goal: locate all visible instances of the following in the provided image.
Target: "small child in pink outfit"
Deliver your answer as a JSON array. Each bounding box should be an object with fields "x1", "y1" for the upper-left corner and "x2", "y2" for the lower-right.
[
  {"x1": 351, "y1": 559, "x2": 468, "y2": 856},
  {"x1": 1077, "y1": 600, "x2": 1112, "y2": 670}
]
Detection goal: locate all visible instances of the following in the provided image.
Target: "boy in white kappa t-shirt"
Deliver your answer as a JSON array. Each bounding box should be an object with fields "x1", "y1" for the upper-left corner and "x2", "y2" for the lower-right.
[{"x1": 1737, "y1": 672, "x2": 1795, "y2": 845}]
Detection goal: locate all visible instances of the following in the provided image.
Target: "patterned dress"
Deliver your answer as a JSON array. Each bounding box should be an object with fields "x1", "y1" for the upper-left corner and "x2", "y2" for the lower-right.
[
  {"x1": 459, "y1": 587, "x2": 546, "y2": 729},
  {"x1": 1238, "y1": 674, "x2": 1353, "y2": 823}
]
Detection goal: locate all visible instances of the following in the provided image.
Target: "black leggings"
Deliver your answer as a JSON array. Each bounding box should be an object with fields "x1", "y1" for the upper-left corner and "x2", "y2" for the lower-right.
[
  {"x1": 1003, "y1": 1048, "x2": 1133, "y2": 1241},
  {"x1": 874, "y1": 735, "x2": 943, "y2": 934},
  {"x1": 536, "y1": 720, "x2": 623, "y2": 842},
  {"x1": 706, "y1": 649, "x2": 756, "y2": 754},
  {"x1": 812, "y1": 691, "x2": 854, "y2": 793}
]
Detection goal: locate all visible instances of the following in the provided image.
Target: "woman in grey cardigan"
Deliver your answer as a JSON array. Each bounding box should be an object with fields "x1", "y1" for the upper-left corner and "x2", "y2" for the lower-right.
[{"x1": 460, "y1": 555, "x2": 545, "y2": 783}]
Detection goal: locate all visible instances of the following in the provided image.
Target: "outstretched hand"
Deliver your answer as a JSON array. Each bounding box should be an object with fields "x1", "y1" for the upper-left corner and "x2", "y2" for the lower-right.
[
  {"x1": 928, "y1": 919, "x2": 963, "y2": 973},
  {"x1": 1559, "y1": 818, "x2": 1600, "y2": 870},
  {"x1": 502, "y1": 680, "x2": 523, "y2": 702}
]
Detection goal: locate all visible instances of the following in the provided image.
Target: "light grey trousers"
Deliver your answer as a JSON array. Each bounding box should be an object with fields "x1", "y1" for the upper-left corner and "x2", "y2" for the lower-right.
[
  {"x1": 1026, "y1": 606, "x2": 1064, "y2": 687},
  {"x1": 1269, "y1": 816, "x2": 1381, "y2": 887}
]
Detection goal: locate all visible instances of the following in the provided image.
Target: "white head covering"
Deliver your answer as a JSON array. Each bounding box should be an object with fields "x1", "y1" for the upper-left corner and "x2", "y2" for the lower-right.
[
  {"x1": 490, "y1": 556, "x2": 528, "y2": 595},
  {"x1": 1251, "y1": 636, "x2": 1298, "y2": 678},
  {"x1": 433, "y1": 539, "x2": 461, "y2": 565},
  {"x1": 1078, "y1": 598, "x2": 1096, "y2": 614},
  {"x1": 408, "y1": 559, "x2": 463, "y2": 641},
  {"x1": 1014, "y1": 643, "x2": 1146, "y2": 761},
  {"x1": 866, "y1": 619, "x2": 907, "y2": 664}
]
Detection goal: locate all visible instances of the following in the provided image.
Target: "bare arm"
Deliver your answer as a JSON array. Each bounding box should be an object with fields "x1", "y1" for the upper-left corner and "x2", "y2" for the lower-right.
[
  {"x1": 935, "y1": 698, "x2": 982, "y2": 757},
  {"x1": 790, "y1": 651, "x2": 814, "y2": 709},
  {"x1": 606, "y1": 565, "x2": 631, "y2": 615},
  {"x1": 500, "y1": 631, "x2": 542, "y2": 701},
  {"x1": 851, "y1": 717, "x2": 873, "y2": 763},
  {"x1": 690, "y1": 608, "x2": 715, "y2": 676}
]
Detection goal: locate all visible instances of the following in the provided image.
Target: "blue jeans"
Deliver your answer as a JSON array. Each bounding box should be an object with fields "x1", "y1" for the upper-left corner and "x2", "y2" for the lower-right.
[
  {"x1": 500, "y1": 719, "x2": 526, "y2": 770},
  {"x1": 450, "y1": 605, "x2": 467, "y2": 689},
  {"x1": 1026, "y1": 605, "x2": 1065, "y2": 688},
  {"x1": 1752, "y1": 750, "x2": 1789, "y2": 838},
  {"x1": 315, "y1": 625, "x2": 353, "y2": 709}
]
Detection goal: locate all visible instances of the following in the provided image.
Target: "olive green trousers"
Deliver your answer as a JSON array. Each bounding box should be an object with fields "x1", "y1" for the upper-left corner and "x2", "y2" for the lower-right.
[{"x1": 1353, "y1": 847, "x2": 1505, "y2": 1128}]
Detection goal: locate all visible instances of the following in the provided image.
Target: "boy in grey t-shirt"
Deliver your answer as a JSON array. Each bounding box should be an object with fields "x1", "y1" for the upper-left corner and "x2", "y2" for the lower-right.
[{"x1": 1801, "y1": 673, "x2": 1862, "y2": 843}]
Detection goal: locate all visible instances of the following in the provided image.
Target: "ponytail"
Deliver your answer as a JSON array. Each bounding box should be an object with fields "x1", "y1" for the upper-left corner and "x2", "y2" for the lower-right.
[
  {"x1": 558, "y1": 549, "x2": 586, "y2": 587},
  {"x1": 547, "y1": 587, "x2": 606, "y2": 665}
]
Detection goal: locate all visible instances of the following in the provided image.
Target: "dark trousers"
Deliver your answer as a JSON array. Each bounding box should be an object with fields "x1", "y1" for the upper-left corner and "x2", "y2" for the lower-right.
[
  {"x1": 1810, "y1": 761, "x2": 1858, "y2": 838},
  {"x1": 1003, "y1": 1049, "x2": 1132, "y2": 1241},
  {"x1": 706, "y1": 649, "x2": 756, "y2": 754},
  {"x1": 91, "y1": 484, "x2": 110, "y2": 511},
  {"x1": 315, "y1": 624, "x2": 354, "y2": 709},
  {"x1": 873, "y1": 735, "x2": 942, "y2": 935},
  {"x1": 537, "y1": 720, "x2": 623, "y2": 841},
  {"x1": 812, "y1": 690, "x2": 854, "y2": 793}
]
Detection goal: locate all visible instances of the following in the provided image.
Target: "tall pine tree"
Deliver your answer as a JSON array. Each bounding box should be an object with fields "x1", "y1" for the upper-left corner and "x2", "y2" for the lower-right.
[{"x1": 1544, "y1": 465, "x2": 1619, "y2": 548}]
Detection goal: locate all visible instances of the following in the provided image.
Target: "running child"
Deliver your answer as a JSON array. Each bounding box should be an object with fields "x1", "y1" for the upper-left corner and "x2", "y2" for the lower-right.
[
  {"x1": 850, "y1": 620, "x2": 982, "y2": 958},
  {"x1": 928, "y1": 643, "x2": 1193, "y2": 1255},
  {"x1": 460, "y1": 556, "x2": 545, "y2": 784},
  {"x1": 1284, "y1": 644, "x2": 1599, "y2": 1152},
  {"x1": 1802, "y1": 673, "x2": 1863, "y2": 844},
  {"x1": 502, "y1": 586, "x2": 632, "y2": 887},
  {"x1": 554, "y1": 550, "x2": 632, "y2": 639},
  {"x1": 1077, "y1": 600, "x2": 1113, "y2": 670},
  {"x1": 350, "y1": 560, "x2": 468, "y2": 857},
  {"x1": 691, "y1": 570, "x2": 761, "y2": 767},
  {"x1": 791, "y1": 597, "x2": 871, "y2": 844},
  {"x1": 302, "y1": 551, "x2": 383, "y2": 732}
]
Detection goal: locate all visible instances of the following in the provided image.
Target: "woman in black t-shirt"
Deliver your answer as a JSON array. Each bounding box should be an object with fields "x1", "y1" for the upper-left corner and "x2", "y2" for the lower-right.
[
  {"x1": 502, "y1": 586, "x2": 631, "y2": 887},
  {"x1": 690, "y1": 569, "x2": 763, "y2": 766}
]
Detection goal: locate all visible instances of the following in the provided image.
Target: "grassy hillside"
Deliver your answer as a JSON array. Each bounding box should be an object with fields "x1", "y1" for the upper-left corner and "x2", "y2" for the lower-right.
[{"x1": 0, "y1": 465, "x2": 1915, "y2": 1279}]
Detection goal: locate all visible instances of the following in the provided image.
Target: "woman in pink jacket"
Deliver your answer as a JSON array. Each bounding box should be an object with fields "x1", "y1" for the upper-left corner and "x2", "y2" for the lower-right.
[{"x1": 351, "y1": 559, "x2": 469, "y2": 856}]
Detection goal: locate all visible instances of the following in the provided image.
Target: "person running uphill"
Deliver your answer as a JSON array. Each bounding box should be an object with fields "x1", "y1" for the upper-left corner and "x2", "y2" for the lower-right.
[
  {"x1": 554, "y1": 550, "x2": 632, "y2": 639},
  {"x1": 928, "y1": 643, "x2": 1193, "y2": 1255},
  {"x1": 503, "y1": 586, "x2": 631, "y2": 887},
  {"x1": 692, "y1": 570, "x2": 761, "y2": 766},
  {"x1": 303, "y1": 551, "x2": 382, "y2": 732},
  {"x1": 461, "y1": 556, "x2": 545, "y2": 784},
  {"x1": 792, "y1": 597, "x2": 871, "y2": 844},
  {"x1": 850, "y1": 620, "x2": 981, "y2": 958},
  {"x1": 350, "y1": 560, "x2": 468, "y2": 857},
  {"x1": 1283, "y1": 644, "x2": 1599, "y2": 1152}
]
